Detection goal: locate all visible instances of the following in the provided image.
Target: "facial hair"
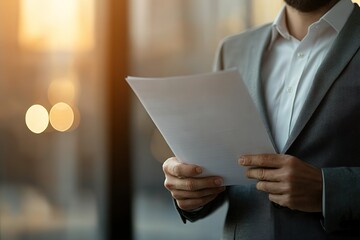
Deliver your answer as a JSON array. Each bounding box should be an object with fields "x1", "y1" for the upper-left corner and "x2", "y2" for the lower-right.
[{"x1": 284, "y1": 0, "x2": 339, "y2": 12}]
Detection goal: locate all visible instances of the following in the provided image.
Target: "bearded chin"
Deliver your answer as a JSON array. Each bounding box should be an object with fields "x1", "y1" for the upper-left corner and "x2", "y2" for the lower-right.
[{"x1": 284, "y1": 0, "x2": 336, "y2": 12}]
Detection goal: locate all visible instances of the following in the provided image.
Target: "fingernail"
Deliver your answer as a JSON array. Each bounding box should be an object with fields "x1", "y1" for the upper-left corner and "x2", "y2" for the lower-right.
[
  {"x1": 195, "y1": 167, "x2": 202, "y2": 174},
  {"x1": 214, "y1": 178, "x2": 223, "y2": 186}
]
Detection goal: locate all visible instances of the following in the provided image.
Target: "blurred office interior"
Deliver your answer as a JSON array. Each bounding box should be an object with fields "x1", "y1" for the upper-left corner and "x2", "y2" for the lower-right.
[{"x1": 2, "y1": 0, "x2": 358, "y2": 239}]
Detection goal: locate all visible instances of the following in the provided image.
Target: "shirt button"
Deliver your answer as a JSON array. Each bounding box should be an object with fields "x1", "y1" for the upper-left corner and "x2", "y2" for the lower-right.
[
  {"x1": 297, "y1": 52, "x2": 304, "y2": 58},
  {"x1": 286, "y1": 87, "x2": 293, "y2": 93}
]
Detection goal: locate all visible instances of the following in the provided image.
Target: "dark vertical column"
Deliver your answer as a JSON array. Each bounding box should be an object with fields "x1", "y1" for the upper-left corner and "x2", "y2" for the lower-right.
[{"x1": 106, "y1": 0, "x2": 132, "y2": 239}]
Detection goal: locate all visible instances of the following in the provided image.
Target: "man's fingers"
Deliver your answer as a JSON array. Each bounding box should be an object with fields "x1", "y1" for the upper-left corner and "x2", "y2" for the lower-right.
[
  {"x1": 171, "y1": 186, "x2": 226, "y2": 200},
  {"x1": 164, "y1": 174, "x2": 224, "y2": 191},
  {"x1": 176, "y1": 194, "x2": 219, "y2": 211},
  {"x1": 239, "y1": 154, "x2": 283, "y2": 168},
  {"x1": 256, "y1": 181, "x2": 288, "y2": 194},
  {"x1": 163, "y1": 157, "x2": 202, "y2": 178},
  {"x1": 246, "y1": 167, "x2": 282, "y2": 181}
]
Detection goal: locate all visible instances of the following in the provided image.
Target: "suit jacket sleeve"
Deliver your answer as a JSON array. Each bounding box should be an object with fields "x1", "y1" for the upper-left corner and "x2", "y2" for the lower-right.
[
  {"x1": 322, "y1": 167, "x2": 360, "y2": 232},
  {"x1": 175, "y1": 190, "x2": 227, "y2": 223}
]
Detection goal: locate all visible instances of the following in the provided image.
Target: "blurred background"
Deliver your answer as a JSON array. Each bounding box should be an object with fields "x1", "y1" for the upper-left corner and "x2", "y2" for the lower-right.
[{"x1": 1, "y1": 0, "x2": 358, "y2": 240}]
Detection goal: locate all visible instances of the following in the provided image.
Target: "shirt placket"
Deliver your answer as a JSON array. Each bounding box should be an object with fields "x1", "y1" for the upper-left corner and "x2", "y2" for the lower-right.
[{"x1": 277, "y1": 39, "x2": 309, "y2": 150}]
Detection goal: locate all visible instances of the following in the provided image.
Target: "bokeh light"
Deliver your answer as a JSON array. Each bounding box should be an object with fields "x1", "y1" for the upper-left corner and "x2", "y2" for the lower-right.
[
  {"x1": 25, "y1": 104, "x2": 49, "y2": 134},
  {"x1": 49, "y1": 102, "x2": 74, "y2": 132},
  {"x1": 47, "y1": 76, "x2": 77, "y2": 105}
]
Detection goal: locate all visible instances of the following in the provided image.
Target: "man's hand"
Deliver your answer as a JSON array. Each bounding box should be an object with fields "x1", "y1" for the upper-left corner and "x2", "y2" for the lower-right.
[
  {"x1": 240, "y1": 154, "x2": 322, "y2": 212},
  {"x1": 163, "y1": 157, "x2": 226, "y2": 211}
]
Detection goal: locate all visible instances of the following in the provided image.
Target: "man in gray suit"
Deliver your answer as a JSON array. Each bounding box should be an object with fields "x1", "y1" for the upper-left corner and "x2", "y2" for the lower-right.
[{"x1": 162, "y1": 0, "x2": 360, "y2": 239}]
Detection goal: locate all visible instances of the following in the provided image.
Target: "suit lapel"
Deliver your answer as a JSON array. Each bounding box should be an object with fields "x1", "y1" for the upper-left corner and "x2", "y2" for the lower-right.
[
  {"x1": 245, "y1": 26, "x2": 280, "y2": 152},
  {"x1": 282, "y1": 4, "x2": 360, "y2": 153}
]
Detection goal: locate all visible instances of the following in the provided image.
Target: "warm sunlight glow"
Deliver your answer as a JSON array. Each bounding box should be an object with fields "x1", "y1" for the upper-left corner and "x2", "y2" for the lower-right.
[
  {"x1": 25, "y1": 105, "x2": 49, "y2": 134},
  {"x1": 49, "y1": 102, "x2": 74, "y2": 132},
  {"x1": 252, "y1": 0, "x2": 283, "y2": 26},
  {"x1": 18, "y1": 0, "x2": 95, "y2": 51}
]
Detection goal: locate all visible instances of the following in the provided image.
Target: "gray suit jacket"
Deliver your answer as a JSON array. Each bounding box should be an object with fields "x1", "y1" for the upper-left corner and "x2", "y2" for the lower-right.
[{"x1": 178, "y1": 3, "x2": 360, "y2": 240}]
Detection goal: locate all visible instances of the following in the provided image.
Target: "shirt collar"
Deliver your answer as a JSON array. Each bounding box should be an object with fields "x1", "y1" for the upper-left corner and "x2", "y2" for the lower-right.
[
  {"x1": 271, "y1": 5, "x2": 290, "y2": 42},
  {"x1": 269, "y1": 0, "x2": 354, "y2": 46}
]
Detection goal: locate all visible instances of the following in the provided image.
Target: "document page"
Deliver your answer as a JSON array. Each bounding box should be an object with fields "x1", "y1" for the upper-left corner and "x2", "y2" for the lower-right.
[{"x1": 126, "y1": 69, "x2": 274, "y2": 185}]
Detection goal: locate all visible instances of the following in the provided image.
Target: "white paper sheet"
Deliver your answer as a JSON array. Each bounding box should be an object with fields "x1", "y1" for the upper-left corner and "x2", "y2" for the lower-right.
[{"x1": 126, "y1": 69, "x2": 274, "y2": 185}]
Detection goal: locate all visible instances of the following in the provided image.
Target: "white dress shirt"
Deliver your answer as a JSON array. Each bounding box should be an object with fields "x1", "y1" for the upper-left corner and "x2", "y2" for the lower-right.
[
  {"x1": 262, "y1": 0, "x2": 353, "y2": 152},
  {"x1": 262, "y1": 0, "x2": 354, "y2": 217}
]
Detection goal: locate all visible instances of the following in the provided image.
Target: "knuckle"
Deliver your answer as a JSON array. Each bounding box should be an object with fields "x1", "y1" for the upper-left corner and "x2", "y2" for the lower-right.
[
  {"x1": 185, "y1": 179, "x2": 196, "y2": 191},
  {"x1": 162, "y1": 157, "x2": 177, "y2": 173},
  {"x1": 172, "y1": 164, "x2": 181, "y2": 177},
  {"x1": 258, "y1": 168, "x2": 266, "y2": 180},
  {"x1": 163, "y1": 178, "x2": 172, "y2": 190},
  {"x1": 245, "y1": 169, "x2": 252, "y2": 178},
  {"x1": 284, "y1": 156, "x2": 298, "y2": 168},
  {"x1": 162, "y1": 159, "x2": 172, "y2": 173}
]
